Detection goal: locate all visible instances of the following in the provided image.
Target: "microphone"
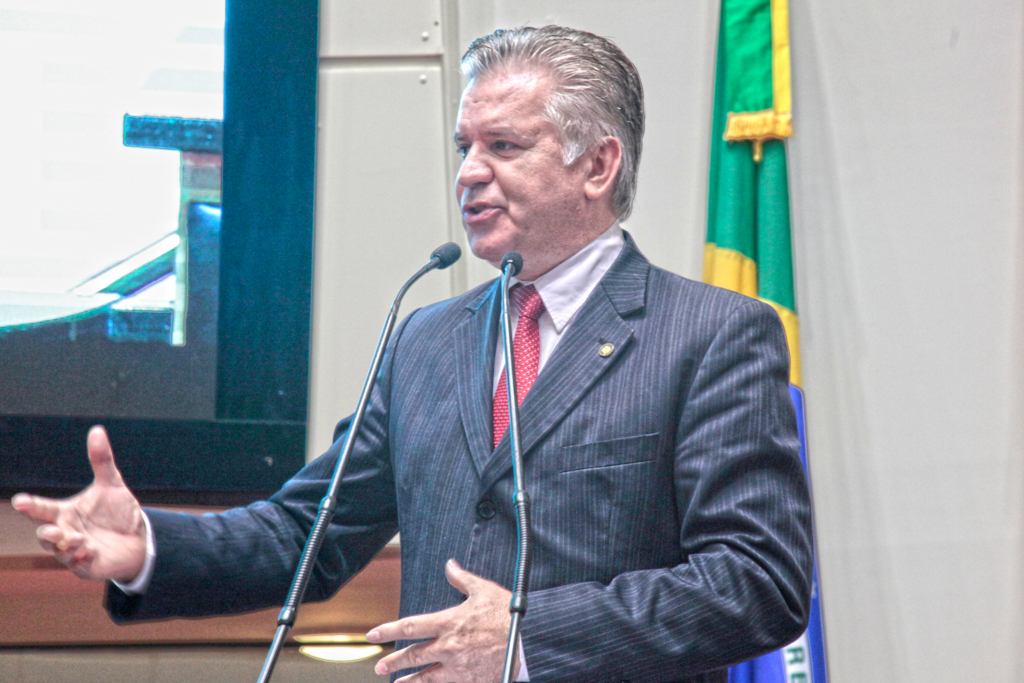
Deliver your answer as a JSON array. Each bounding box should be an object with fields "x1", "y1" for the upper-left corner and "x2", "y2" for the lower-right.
[
  {"x1": 255, "y1": 243, "x2": 459, "y2": 683},
  {"x1": 431, "y1": 242, "x2": 462, "y2": 269},
  {"x1": 501, "y1": 250, "x2": 523, "y2": 277},
  {"x1": 497, "y1": 250, "x2": 533, "y2": 683}
]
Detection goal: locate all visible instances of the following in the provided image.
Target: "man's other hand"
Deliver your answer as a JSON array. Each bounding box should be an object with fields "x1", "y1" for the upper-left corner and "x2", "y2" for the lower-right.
[
  {"x1": 367, "y1": 559, "x2": 519, "y2": 682},
  {"x1": 11, "y1": 425, "x2": 146, "y2": 583}
]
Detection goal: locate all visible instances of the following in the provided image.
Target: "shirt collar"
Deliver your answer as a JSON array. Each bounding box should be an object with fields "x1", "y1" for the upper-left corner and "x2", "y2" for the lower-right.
[{"x1": 515, "y1": 221, "x2": 625, "y2": 333}]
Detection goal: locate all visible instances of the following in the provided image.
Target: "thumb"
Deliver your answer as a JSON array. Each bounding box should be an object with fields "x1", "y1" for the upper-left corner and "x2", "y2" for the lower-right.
[
  {"x1": 445, "y1": 558, "x2": 480, "y2": 596},
  {"x1": 88, "y1": 426, "x2": 124, "y2": 487}
]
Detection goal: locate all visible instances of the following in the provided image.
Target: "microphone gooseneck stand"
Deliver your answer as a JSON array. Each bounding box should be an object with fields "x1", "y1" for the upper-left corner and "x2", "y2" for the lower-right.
[
  {"x1": 497, "y1": 251, "x2": 534, "y2": 683},
  {"x1": 255, "y1": 242, "x2": 462, "y2": 683}
]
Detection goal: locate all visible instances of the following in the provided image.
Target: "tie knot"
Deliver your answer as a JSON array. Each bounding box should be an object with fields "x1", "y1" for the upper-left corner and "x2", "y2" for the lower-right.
[{"x1": 512, "y1": 284, "x2": 545, "y2": 321}]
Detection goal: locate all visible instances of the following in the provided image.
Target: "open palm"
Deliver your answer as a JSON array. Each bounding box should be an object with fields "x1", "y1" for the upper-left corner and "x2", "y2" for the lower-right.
[{"x1": 12, "y1": 426, "x2": 147, "y2": 582}]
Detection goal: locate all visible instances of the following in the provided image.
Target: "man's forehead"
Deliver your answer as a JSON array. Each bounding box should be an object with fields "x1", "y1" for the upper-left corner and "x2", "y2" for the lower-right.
[
  {"x1": 454, "y1": 70, "x2": 554, "y2": 136},
  {"x1": 470, "y1": 67, "x2": 550, "y2": 92},
  {"x1": 465, "y1": 69, "x2": 553, "y2": 102}
]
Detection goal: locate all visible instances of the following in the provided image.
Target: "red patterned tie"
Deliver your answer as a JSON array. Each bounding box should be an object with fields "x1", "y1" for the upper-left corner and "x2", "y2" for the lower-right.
[{"x1": 492, "y1": 285, "x2": 546, "y2": 448}]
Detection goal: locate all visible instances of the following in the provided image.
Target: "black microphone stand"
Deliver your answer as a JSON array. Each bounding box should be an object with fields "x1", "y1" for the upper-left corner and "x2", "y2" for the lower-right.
[
  {"x1": 497, "y1": 251, "x2": 534, "y2": 683},
  {"x1": 255, "y1": 242, "x2": 461, "y2": 683}
]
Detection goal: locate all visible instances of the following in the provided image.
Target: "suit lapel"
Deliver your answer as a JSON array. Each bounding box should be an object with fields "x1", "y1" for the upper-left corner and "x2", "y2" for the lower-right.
[
  {"x1": 480, "y1": 236, "x2": 651, "y2": 491},
  {"x1": 453, "y1": 282, "x2": 501, "y2": 479}
]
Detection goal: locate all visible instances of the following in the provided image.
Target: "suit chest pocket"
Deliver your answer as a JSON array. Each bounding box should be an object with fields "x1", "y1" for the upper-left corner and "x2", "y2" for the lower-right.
[
  {"x1": 558, "y1": 432, "x2": 659, "y2": 473},
  {"x1": 535, "y1": 433, "x2": 662, "y2": 582}
]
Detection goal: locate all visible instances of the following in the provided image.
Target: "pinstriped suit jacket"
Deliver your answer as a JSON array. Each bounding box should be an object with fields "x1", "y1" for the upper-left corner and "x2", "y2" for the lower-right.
[{"x1": 108, "y1": 235, "x2": 813, "y2": 682}]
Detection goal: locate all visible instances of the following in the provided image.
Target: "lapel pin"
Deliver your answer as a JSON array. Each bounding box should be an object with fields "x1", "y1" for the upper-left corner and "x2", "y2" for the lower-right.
[{"x1": 599, "y1": 343, "x2": 614, "y2": 357}]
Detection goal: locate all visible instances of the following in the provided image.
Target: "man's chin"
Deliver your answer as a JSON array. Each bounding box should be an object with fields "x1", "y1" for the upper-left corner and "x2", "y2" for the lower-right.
[{"x1": 466, "y1": 236, "x2": 514, "y2": 269}]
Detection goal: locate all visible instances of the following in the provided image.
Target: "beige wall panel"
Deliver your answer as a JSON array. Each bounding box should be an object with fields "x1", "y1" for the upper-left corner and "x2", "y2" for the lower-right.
[
  {"x1": 307, "y1": 62, "x2": 453, "y2": 461},
  {"x1": 321, "y1": 0, "x2": 444, "y2": 58}
]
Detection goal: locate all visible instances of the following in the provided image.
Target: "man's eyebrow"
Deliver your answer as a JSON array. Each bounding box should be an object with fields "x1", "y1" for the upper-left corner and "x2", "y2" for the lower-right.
[
  {"x1": 480, "y1": 127, "x2": 521, "y2": 138},
  {"x1": 453, "y1": 127, "x2": 523, "y2": 144}
]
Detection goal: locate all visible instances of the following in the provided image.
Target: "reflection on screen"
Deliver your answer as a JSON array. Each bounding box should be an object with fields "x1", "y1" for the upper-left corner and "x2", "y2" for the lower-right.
[
  {"x1": 0, "y1": 0, "x2": 224, "y2": 343},
  {"x1": 0, "y1": 1, "x2": 226, "y2": 421}
]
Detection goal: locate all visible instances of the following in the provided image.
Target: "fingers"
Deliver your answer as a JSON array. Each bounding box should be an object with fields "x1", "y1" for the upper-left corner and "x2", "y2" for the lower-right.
[
  {"x1": 369, "y1": 563, "x2": 507, "y2": 680},
  {"x1": 368, "y1": 610, "x2": 446, "y2": 645},
  {"x1": 445, "y1": 558, "x2": 483, "y2": 596},
  {"x1": 87, "y1": 425, "x2": 124, "y2": 487},
  {"x1": 11, "y1": 493, "x2": 61, "y2": 524},
  {"x1": 37, "y1": 525, "x2": 97, "y2": 577},
  {"x1": 394, "y1": 662, "x2": 443, "y2": 682},
  {"x1": 37, "y1": 524, "x2": 83, "y2": 553},
  {"x1": 376, "y1": 643, "x2": 450, "y2": 679}
]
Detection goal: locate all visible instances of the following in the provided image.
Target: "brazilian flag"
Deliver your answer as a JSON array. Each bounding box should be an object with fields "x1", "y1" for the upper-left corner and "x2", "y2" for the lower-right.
[{"x1": 704, "y1": 0, "x2": 829, "y2": 681}]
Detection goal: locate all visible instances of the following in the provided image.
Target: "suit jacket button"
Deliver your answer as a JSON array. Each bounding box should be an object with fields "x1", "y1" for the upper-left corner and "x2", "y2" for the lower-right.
[{"x1": 477, "y1": 499, "x2": 496, "y2": 520}]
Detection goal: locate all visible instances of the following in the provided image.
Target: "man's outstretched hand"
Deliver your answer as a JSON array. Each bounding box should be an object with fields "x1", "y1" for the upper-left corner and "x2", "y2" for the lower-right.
[
  {"x1": 11, "y1": 425, "x2": 146, "y2": 583},
  {"x1": 367, "y1": 559, "x2": 519, "y2": 682}
]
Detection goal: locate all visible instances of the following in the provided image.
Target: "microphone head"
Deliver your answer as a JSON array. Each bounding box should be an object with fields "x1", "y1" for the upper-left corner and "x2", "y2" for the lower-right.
[
  {"x1": 501, "y1": 251, "x2": 523, "y2": 276},
  {"x1": 430, "y1": 242, "x2": 462, "y2": 269}
]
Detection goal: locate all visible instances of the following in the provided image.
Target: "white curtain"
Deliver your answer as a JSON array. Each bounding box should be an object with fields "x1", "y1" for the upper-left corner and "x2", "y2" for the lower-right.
[{"x1": 786, "y1": 1, "x2": 1024, "y2": 680}]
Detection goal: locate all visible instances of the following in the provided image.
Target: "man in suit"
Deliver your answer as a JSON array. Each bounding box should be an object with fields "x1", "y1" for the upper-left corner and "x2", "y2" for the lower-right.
[{"x1": 14, "y1": 26, "x2": 813, "y2": 683}]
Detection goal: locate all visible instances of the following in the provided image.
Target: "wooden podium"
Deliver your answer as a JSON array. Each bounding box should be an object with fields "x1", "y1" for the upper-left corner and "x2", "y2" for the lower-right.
[{"x1": 0, "y1": 503, "x2": 400, "y2": 646}]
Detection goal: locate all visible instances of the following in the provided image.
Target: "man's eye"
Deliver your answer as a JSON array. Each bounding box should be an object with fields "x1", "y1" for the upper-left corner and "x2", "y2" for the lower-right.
[
  {"x1": 493, "y1": 141, "x2": 514, "y2": 151},
  {"x1": 456, "y1": 145, "x2": 469, "y2": 158}
]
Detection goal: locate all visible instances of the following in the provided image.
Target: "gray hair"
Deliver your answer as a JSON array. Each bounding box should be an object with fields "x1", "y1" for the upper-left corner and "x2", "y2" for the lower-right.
[{"x1": 461, "y1": 26, "x2": 645, "y2": 220}]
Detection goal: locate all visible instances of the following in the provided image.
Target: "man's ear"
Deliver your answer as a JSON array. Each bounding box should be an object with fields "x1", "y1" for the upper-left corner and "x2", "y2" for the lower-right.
[{"x1": 583, "y1": 136, "x2": 623, "y2": 202}]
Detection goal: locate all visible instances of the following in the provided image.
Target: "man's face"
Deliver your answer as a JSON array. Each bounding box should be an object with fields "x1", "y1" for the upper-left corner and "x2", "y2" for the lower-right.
[{"x1": 454, "y1": 70, "x2": 591, "y2": 280}]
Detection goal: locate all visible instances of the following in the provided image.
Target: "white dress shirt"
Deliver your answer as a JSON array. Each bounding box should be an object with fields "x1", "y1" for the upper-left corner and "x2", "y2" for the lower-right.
[
  {"x1": 113, "y1": 510, "x2": 156, "y2": 593},
  {"x1": 117, "y1": 221, "x2": 626, "y2": 682}
]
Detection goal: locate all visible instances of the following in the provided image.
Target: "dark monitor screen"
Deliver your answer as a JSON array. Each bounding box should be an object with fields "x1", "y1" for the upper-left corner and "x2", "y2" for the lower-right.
[{"x1": 0, "y1": 0, "x2": 318, "y2": 504}]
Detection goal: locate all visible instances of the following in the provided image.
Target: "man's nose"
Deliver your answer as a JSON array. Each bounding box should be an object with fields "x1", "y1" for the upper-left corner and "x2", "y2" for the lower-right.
[{"x1": 456, "y1": 146, "x2": 493, "y2": 189}]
